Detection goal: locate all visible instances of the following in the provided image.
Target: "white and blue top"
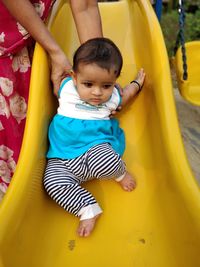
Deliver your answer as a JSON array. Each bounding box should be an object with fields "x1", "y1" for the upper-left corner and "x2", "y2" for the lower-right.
[{"x1": 47, "y1": 77, "x2": 125, "y2": 159}]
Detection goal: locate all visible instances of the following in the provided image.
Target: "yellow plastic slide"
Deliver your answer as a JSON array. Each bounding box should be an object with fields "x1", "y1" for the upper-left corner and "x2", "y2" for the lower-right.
[{"x1": 1, "y1": 1, "x2": 200, "y2": 266}]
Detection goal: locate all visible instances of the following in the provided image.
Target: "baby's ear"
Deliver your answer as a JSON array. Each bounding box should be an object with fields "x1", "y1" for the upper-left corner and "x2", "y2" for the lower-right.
[{"x1": 70, "y1": 70, "x2": 77, "y2": 86}]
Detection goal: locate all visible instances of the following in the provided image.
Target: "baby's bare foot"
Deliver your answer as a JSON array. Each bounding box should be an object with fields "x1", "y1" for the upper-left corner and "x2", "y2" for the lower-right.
[
  {"x1": 77, "y1": 214, "x2": 100, "y2": 237},
  {"x1": 118, "y1": 172, "x2": 136, "y2": 192}
]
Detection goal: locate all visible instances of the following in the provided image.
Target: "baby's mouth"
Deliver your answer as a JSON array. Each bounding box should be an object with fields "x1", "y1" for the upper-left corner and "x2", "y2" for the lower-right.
[{"x1": 90, "y1": 98, "x2": 102, "y2": 104}]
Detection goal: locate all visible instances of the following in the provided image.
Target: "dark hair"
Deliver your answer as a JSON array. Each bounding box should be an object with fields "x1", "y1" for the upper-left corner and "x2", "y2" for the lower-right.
[{"x1": 73, "y1": 37, "x2": 123, "y2": 77}]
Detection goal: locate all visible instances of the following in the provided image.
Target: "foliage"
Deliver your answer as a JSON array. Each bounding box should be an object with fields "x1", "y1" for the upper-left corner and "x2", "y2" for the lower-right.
[
  {"x1": 185, "y1": 10, "x2": 200, "y2": 40},
  {"x1": 160, "y1": 9, "x2": 200, "y2": 57}
]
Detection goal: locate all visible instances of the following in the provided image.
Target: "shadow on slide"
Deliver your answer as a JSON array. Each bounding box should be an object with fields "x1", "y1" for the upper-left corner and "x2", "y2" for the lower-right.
[{"x1": 1, "y1": 1, "x2": 200, "y2": 266}]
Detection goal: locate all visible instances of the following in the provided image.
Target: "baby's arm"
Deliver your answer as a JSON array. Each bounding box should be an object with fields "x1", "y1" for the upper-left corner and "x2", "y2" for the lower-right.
[{"x1": 120, "y1": 68, "x2": 145, "y2": 107}]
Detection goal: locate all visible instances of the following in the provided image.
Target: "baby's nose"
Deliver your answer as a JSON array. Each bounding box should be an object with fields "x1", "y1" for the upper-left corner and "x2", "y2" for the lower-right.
[{"x1": 92, "y1": 87, "x2": 102, "y2": 96}]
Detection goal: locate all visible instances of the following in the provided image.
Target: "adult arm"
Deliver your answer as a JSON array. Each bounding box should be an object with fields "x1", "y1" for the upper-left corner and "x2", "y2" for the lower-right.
[
  {"x1": 1, "y1": 0, "x2": 103, "y2": 94},
  {"x1": 1, "y1": 0, "x2": 71, "y2": 95},
  {"x1": 70, "y1": 0, "x2": 103, "y2": 43}
]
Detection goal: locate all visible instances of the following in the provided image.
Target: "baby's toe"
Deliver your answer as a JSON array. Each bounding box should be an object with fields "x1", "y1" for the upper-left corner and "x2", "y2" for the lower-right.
[{"x1": 77, "y1": 226, "x2": 84, "y2": 237}]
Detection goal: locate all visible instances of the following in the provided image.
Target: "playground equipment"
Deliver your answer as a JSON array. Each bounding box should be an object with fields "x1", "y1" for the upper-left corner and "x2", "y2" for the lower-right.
[
  {"x1": 1, "y1": 1, "x2": 200, "y2": 266},
  {"x1": 174, "y1": 41, "x2": 200, "y2": 105},
  {"x1": 173, "y1": 0, "x2": 200, "y2": 105}
]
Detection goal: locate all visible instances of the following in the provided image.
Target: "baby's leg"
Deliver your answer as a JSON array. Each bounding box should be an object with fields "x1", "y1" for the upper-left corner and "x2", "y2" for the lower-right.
[
  {"x1": 77, "y1": 208, "x2": 101, "y2": 237},
  {"x1": 115, "y1": 172, "x2": 136, "y2": 192},
  {"x1": 86, "y1": 143, "x2": 136, "y2": 191},
  {"x1": 43, "y1": 158, "x2": 102, "y2": 237}
]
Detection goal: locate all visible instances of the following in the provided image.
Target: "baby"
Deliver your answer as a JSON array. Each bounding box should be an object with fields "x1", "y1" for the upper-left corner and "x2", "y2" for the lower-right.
[{"x1": 44, "y1": 37, "x2": 145, "y2": 237}]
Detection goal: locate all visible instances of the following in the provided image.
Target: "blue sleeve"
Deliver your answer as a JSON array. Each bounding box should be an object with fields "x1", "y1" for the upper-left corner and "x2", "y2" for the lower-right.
[
  {"x1": 115, "y1": 85, "x2": 122, "y2": 106},
  {"x1": 58, "y1": 77, "x2": 72, "y2": 97}
]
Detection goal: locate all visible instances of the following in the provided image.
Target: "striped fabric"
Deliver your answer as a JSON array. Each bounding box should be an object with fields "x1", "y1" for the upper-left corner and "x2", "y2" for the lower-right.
[{"x1": 43, "y1": 143, "x2": 126, "y2": 217}]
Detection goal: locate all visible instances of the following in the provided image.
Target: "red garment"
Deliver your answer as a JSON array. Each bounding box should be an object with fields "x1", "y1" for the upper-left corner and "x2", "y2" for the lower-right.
[{"x1": 0, "y1": 0, "x2": 54, "y2": 194}]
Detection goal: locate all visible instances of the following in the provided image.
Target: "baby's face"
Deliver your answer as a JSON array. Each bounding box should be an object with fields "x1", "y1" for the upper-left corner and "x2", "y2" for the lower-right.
[{"x1": 72, "y1": 63, "x2": 117, "y2": 106}]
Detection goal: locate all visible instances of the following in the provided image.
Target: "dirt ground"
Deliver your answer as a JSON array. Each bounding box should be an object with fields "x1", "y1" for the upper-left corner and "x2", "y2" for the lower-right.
[{"x1": 173, "y1": 88, "x2": 200, "y2": 186}]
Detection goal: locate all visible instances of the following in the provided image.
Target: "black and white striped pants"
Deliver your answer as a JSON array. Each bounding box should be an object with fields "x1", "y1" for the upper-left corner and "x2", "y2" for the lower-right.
[{"x1": 44, "y1": 143, "x2": 126, "y2": 219}]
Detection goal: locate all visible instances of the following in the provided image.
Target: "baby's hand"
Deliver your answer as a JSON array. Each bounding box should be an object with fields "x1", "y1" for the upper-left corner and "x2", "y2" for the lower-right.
[
  {"x1": 133, "y1": 68, "x2": 146, "y2": 91},
  {"x1": 110, "y1": 106, "x2": 122, "y2": 118}
]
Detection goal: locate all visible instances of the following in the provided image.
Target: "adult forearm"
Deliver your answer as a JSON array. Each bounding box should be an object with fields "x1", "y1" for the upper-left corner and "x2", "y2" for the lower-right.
[
  {"x1": 1, "y1": 0, "x2": 61, "y2": 55},
  {"x1": 70, "y1": 0, "x2": 103, "y2": 43}
]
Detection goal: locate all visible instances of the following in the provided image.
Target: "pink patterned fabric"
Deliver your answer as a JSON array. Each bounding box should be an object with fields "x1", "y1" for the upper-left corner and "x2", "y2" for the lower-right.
[{"x1": 0, "y1": 0, "x2": 54, "y2": 194}]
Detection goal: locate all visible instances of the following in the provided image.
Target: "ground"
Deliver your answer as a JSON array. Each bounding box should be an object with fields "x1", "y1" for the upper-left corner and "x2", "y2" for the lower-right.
[{"x1": 173, "y1": 86, "x2": 200, "y2": 185}]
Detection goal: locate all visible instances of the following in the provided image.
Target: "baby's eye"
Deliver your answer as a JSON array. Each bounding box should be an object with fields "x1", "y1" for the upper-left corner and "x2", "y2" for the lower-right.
[
  {"x1": 83, "y1": 82, "x2": 93, "y2": 88},
  {"x1": 103, "y1": 84, "x2": 112, "y2": 89}
]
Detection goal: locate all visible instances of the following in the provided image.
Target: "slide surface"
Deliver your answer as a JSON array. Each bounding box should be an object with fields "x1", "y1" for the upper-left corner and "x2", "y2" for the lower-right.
[{"x1": 1, "y1": 1, "x2": 200, "y2": 266}]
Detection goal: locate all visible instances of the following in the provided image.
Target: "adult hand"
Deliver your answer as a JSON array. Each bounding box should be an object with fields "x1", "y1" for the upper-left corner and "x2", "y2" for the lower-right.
[{"x1": 49, "y1": 48, "x2": 72, "y2": 96}]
